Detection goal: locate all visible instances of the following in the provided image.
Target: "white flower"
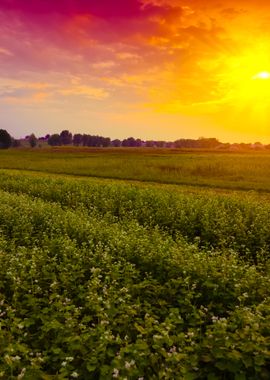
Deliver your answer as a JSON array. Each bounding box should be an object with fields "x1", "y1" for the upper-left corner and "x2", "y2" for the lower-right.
[
  {"x1": 18, "y1": 367, "x2": 26, "y2": 379},
  {"x1": 112, "y1": 368, "x2": 119, "y2": 378},
  {"x1": 125, "y1": 360, "x2": 135, "y2": 369},
  {"x1": 71, "y1": 372, "x2": 79, "y2": 378}
]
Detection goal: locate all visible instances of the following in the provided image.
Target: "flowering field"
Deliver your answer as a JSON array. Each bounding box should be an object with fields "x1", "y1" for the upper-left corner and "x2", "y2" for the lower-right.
[{"x1": 0, "y1": 171, "x2": 270, "y2": 379}]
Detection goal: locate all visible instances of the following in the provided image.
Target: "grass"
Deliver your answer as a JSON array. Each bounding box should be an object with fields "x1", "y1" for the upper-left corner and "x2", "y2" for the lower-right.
[{"x1": 1, "y1": 147, "x2": 270, "y2": 192}]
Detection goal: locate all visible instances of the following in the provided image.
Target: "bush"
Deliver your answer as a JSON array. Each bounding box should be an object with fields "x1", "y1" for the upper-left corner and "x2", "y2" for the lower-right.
[{"x1": 0, "y1": 129, "x2": 12, "y2": 149}]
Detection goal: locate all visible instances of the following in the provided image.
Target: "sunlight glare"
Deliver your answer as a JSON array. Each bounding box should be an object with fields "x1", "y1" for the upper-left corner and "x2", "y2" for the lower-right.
[{"x1": 252, "y1": 71, "x2": 270, "y2": 80}]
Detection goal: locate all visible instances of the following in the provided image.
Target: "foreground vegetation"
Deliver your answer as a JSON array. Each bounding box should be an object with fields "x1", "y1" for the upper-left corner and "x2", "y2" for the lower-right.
[{"x1": 0, "y1": 165, "x2": 270, "y2": 379}]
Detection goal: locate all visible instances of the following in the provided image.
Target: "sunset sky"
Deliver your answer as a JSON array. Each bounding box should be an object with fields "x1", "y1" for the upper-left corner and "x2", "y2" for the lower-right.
[{"x1": 1, "y1": 0, "x2": 270, "y2": 142}]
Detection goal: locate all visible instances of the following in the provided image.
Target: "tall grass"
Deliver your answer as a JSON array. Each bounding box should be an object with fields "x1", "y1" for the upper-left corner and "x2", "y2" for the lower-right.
[{"x1": 1, "y1": 148, "x2": 270, "y2": 191}]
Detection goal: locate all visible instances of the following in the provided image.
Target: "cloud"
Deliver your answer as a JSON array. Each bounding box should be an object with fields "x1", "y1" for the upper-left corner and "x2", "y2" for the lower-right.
[
  {"x1": 0, "y1": 47, "x2": 13, "y2": 56},
  {"x1": 58, "y1": 85, "x2": 109, "y2": 100},
  {"x1": 1, "y1": 0, "x2": 270, "y2": 121},
  {"x1": 0, "y1": 0, "x2": 143, "y2": 18}
]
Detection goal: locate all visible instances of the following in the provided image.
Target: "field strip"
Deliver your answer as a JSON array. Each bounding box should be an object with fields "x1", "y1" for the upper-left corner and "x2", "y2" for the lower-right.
[
  {"x1": 1, "y1": 173, "x2": 270, "y2": 260},
  {"x1": 1, "y1": 167, "x2": 270, "y2": 199},
  {"x1": 1, "y1": 173, "x2": 270, "y2": 378}
]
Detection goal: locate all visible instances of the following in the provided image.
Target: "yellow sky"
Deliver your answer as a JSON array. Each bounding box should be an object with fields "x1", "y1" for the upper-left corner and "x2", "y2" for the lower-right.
[{"x1": 1, "y1": 0, "x2": 270, "y2": 142}]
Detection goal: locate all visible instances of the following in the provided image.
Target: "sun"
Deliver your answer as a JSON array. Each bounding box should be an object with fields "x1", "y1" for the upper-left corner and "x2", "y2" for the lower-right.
[{"x1": 252, "y1": 71, "x2": 270, "y2": 80}]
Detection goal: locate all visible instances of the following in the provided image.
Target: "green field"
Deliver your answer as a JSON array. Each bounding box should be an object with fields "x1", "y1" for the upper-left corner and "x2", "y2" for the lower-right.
[
  {"x1": 0, "y1": 149, "x2": 270, "y2": 379},
  {"x1": 1, "y1": 148, "x2": 270, "y2": 191}
]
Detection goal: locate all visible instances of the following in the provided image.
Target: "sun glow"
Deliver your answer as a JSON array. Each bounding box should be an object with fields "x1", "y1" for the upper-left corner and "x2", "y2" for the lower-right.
[{"x1": 252, "y1": 71, "x2": 270, "y2": 80}]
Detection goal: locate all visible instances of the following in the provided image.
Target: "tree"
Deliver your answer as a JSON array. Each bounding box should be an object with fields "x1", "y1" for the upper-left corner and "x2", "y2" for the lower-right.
[
  {"x1": 12, "y1": 139, "x2": 21, "y2": 148},
  {"x1": 101, "y1": 137, "x2": 111, "y2": 147},
  {"x1": 82, "y1": 134, "x2": 89, "y2": 146},
  {"x1": 111, "y1": 139, "x2": 121, "y2": 147},
  {"x1": 145, "y1": 140, "x2": 155, "y2": 147},
  {"x1": 197, "y1": 137, "x2": 220, "y2": 149},
  {"x1": 48, "y1": 134, "x2": 61, "y2": 146},
  {"x1": 60, "y1": 130, "x2": 72, "y2": 145},
  {"x1": 135, "y1": 138, "x2": 143, "y2": 147},
  {"x1": 73, "y1": 133, "x2": 83, "y2": 146},
  {"x1": 156, "y1": 140, "x2": 165, "y2": 148},
  {"x1": 29, "y1": 133, "x2": 38, "y2": 148},
  {"x1": 122, "y1": 137, "x2": 137, "y2": 147},
  {"x1": 0, "y1": 129, "x2": 12, "y2": 149}
]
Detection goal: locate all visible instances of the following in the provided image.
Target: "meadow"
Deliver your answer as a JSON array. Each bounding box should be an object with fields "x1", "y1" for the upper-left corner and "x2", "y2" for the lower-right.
[
  {"x1": 1, "y1": 148, "x2": 270, "y2": 191},
  {"x1": 0, "y1": 149, "x2": 270, "y2": 379}
]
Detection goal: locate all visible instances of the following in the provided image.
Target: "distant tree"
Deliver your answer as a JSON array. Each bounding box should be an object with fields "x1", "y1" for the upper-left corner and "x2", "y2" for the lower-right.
[
  {"x1": 29, "y1": 133, "x2": 38, "y2": 148},
  {"x1": 12, "y1": 138, "x2": 21, "y2": 148},
  {"x1": 60, "y1": 130, "x2": 72, "y2": 145},
  {"x1": 165, "y1": 141, "x2": 174, "y2": 148},
  {"x1": 111, "y1": 139, "x2": 121, "y2": 147},
  {"x1": 197, "y1": 137, "x2": 220, "y2": 149},
  {"x1": 82, "y1": 134, "x2": 89, "y2": 146},
  {"x1": 145, "y1": 140, "x2": 155, "y2": 147},
  {"x1": 135, "y1": 138, "x2": 143, "y2": 147},
  {"x1": 156, "y1": 140, "x2": 166, "y2": 148},
  {"x1": 48, "y1": 134, "x2": 61, "y2": 146},
  {"x1": 0, "y1": 129, "x2": 12, "y2": 149},
  {"x1": 175, "y1": 139, "x2": 197, "y2": 148},
  {"x1": 252, "y1": 142, "x2": 264, "y2": 150},
  {"x1": 73, "y1": 133, "x2": 83, "y2": 146},
  {"x1": 122, "y1": 137, "x2": 137, "y2": 147},
  {"x1": 102, "y1": 137, "x2": 111, "y2": 147},
  {"x1": 83, "y1": 135, "x2": 111, "y2": 147},
  {"x1": 86, "y1": 135, "x2": 97, "y2": 147}
]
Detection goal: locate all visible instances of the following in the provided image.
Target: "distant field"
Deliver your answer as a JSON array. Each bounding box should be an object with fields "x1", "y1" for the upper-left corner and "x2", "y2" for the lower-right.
[
  {"x1": 1, "y1": 147, "x2": 270, "y2": 191},
  {"x1": 0, "y1": 149, "x2": 270, "y2": 378}
]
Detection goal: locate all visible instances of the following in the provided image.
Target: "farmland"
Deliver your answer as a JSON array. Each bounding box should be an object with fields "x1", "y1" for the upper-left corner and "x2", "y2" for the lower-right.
[
  {"x1": 1, "y1": 148, "x2": 270, "y2": 191},
  {"x1": 0, "y1": 149, "x2": 270, "y2": 379}
]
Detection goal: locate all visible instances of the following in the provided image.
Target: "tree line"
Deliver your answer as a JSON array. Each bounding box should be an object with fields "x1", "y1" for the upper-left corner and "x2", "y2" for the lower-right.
[{"x1": 0, "y1": 128, "x2": 269, "y2": 150}]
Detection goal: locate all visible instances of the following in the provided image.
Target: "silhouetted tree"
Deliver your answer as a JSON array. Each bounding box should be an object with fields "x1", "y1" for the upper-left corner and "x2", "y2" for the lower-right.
[
  {"x1": 135, "y1": 139, "x2": 143, "y2": 147},
  {"x1": 12, "y1": 138, "x2": 21, "y2": 148},
  {"x1": 146, "y1": 140, "x2": 155, "y2": 147},
  {"x1": 175, "y1": 139, "x2": 196, "y2": 148},
  {"x1": 156, "y1": 141, "x2": 166, "y2": 148},
  {"x1": 48, "y1": 134, "x2": 61, "y2": 146},
  {"x1": 111, "y1": 139, "x2": 121, "y2": 147},
  {"x1": 122, "y1": 137, "x2": 136, "y2": 147},
  {"x1": 0, "y1": 129, "x2": 12, "y2": 149},
  {"x1": 29, "y1": 134, "x2": 38, "y2": 148},
  {"x1": 197, "y1": 137, "x2": 220, "y2": 149},
  {"x1": 102, "y1": 137, "x2": 111, "y2": 147},
  {"x1": 82, "y1": 134, "x2": 89, "y2": 146},
  {"x1": 165, "y1": 141, "x2": 174, "y2": 148},
  {"x1": 73, "y1": 133, "x2": 83, "y2": 146},
  {"x1": 60, "y1": 130, "x2": 72, "y2": 145}
]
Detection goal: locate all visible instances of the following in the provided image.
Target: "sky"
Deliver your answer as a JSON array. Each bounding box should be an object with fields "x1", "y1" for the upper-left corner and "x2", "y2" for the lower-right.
[{"x1": 1, "y1": 0, "x2": 270, "y2": 142}]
